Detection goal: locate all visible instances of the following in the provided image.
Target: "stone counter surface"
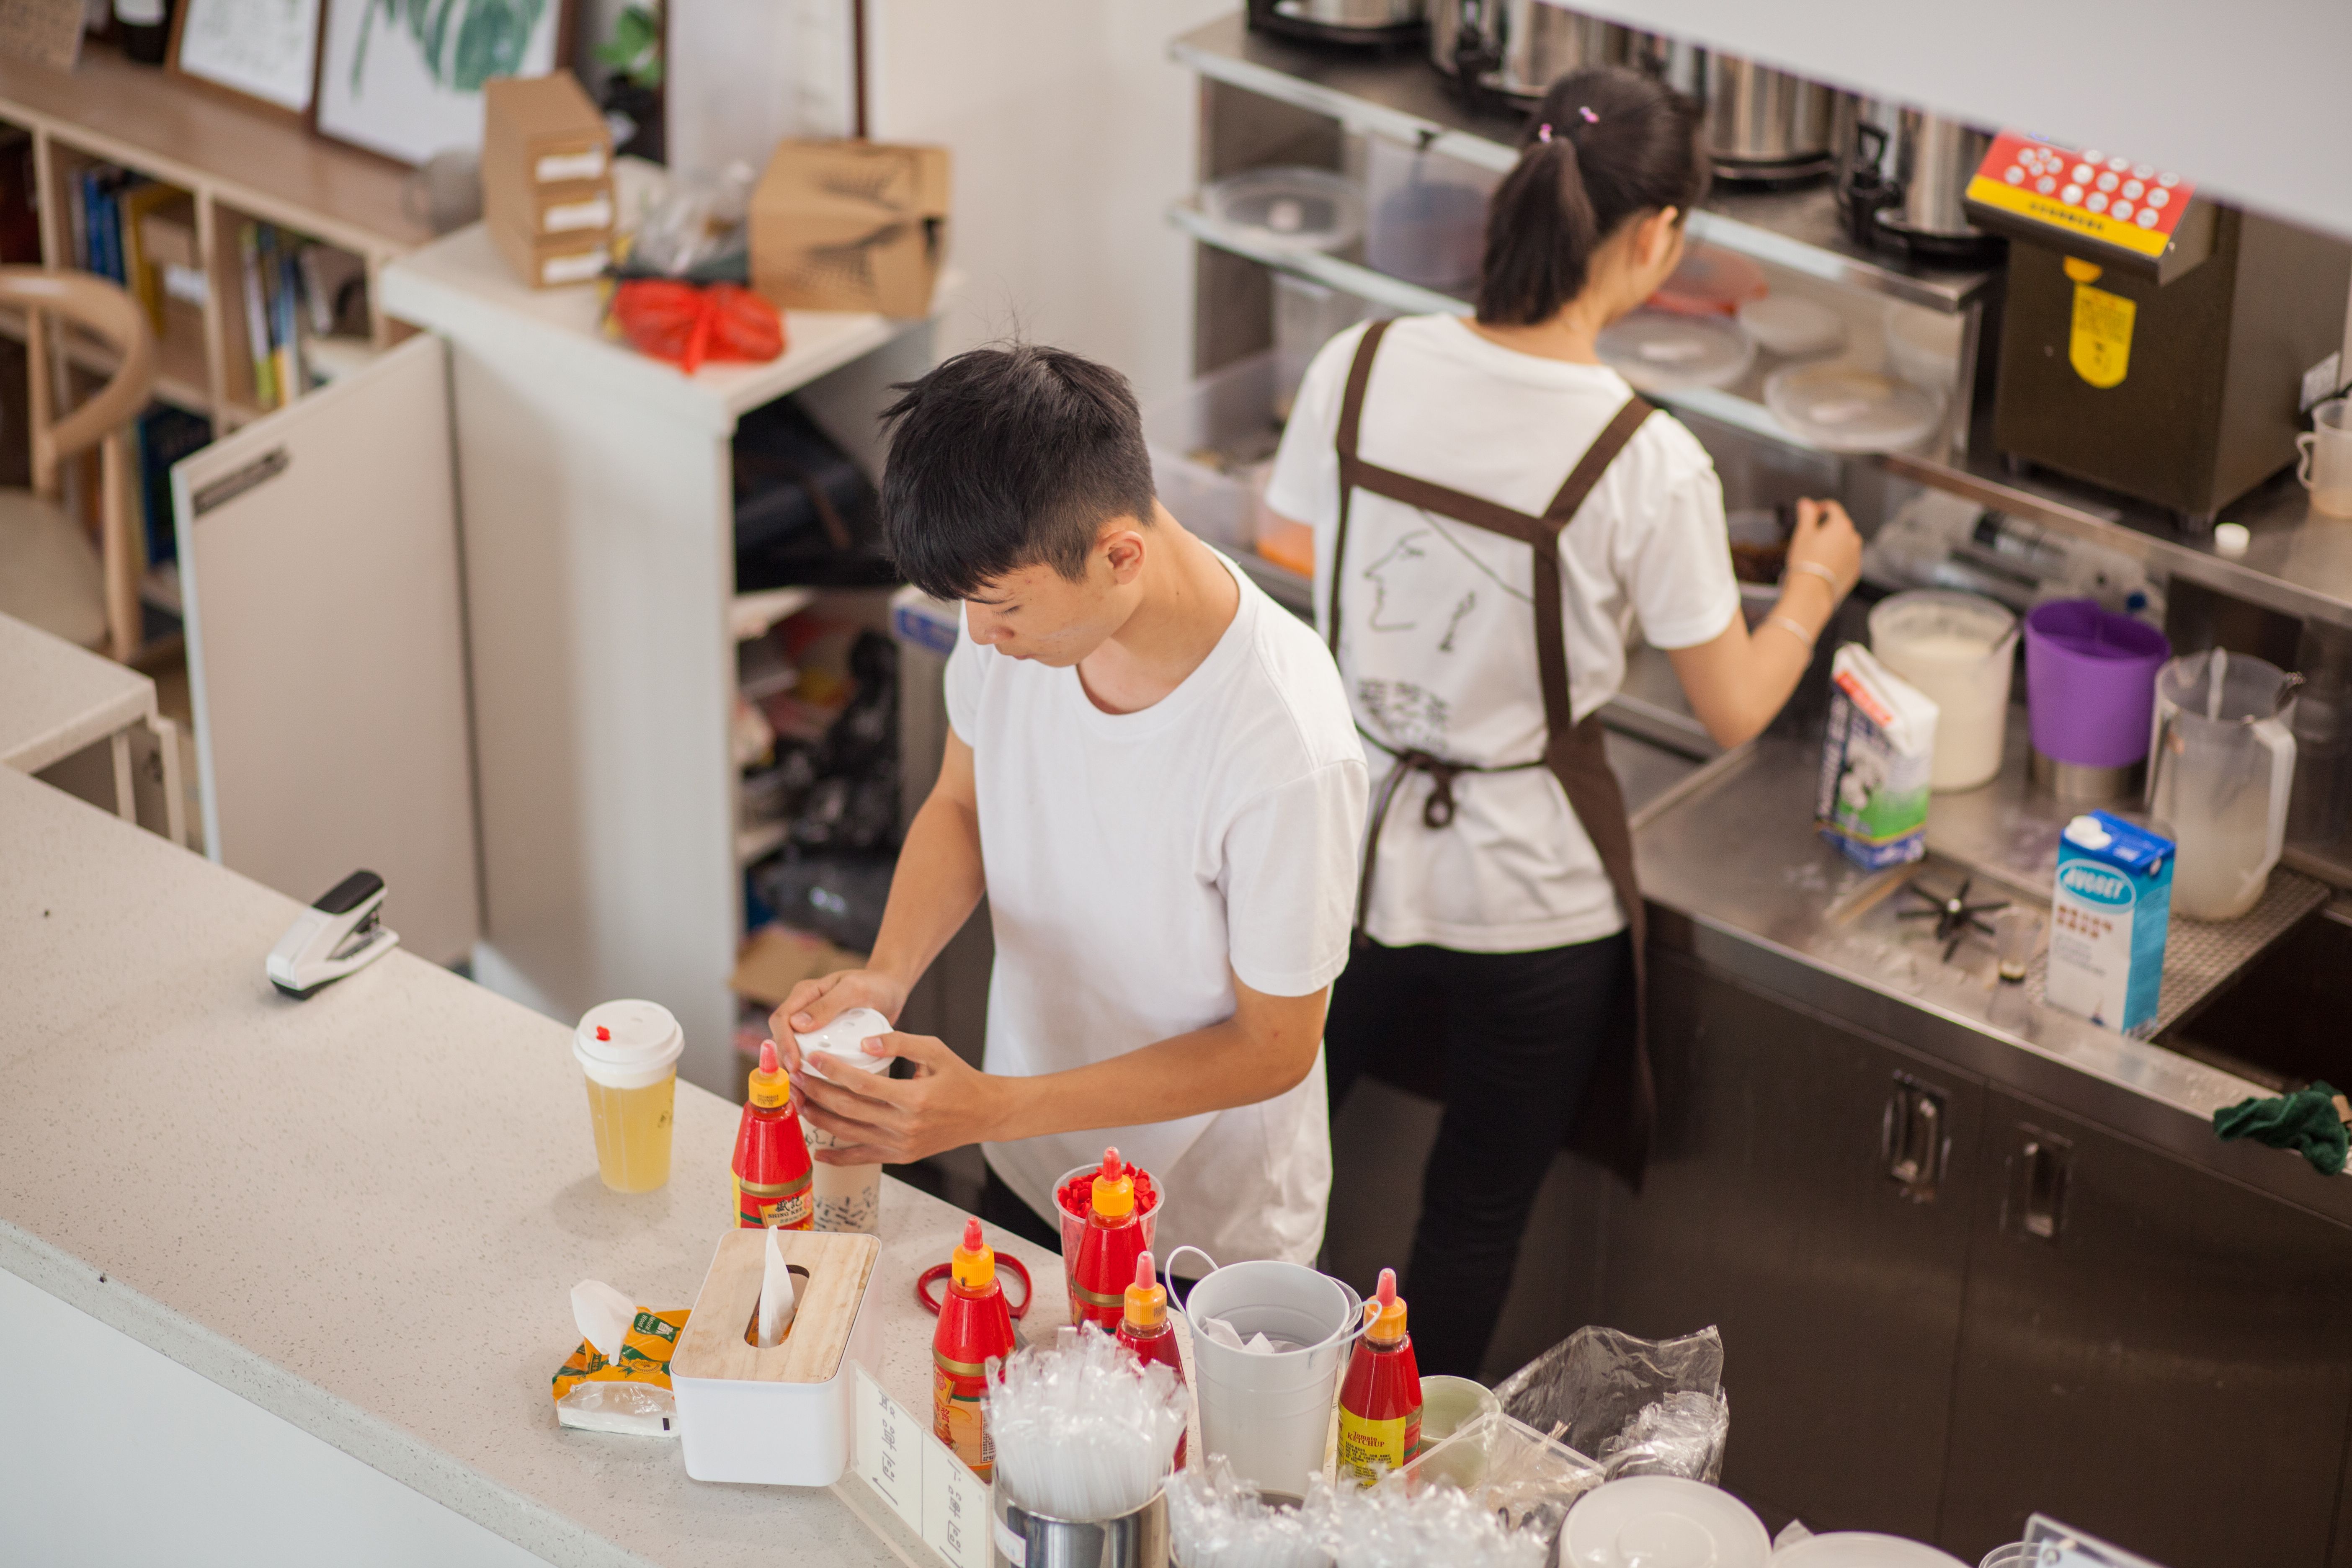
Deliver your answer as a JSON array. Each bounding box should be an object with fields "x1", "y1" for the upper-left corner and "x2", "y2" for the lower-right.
[{"x1": 0, "y1": 764, "x2": 1070, "y2": 1567}]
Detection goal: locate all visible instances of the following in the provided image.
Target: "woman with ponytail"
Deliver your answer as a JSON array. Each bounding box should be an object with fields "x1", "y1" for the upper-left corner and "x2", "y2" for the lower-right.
[{"x1": 1264, "y1": 67, "x2": 1862, "y2": 1376}]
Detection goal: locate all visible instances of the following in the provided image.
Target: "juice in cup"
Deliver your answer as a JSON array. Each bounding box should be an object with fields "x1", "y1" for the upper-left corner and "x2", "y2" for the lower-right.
[{"x1": 574, "y1": 1000, "x2": 685, "y2": 1193}]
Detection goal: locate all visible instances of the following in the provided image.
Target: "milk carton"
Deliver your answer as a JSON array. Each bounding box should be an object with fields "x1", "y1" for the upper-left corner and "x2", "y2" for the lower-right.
[
  {"x1": 2046, "y1": 811, "x2": 2174, "y2": 1036},
  {"x1": 1817, "y1": 644, "x2": 1939, "y2": 870}
]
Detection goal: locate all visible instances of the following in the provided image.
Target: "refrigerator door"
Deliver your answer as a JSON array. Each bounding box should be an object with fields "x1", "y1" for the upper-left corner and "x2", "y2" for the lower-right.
[{"x1": 173, "y1": 334, "x2": 480, "y2": 966}]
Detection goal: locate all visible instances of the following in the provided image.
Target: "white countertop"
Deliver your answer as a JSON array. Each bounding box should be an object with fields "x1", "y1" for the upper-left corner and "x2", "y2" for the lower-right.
[
  {"x1": 0, "y1": 763, "x2": 1070, "y2": 1568},
  {"x1": 0, "y1": 609, "x2": 155, "y2": 774}
]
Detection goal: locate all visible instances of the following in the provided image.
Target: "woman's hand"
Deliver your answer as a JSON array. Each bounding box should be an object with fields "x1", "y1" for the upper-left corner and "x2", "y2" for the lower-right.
[
  {"x1": 776, "y1": 1029, "x2": 1011, "y2": 1166},
  {"x1": 1783, "y1": 498, "x2": 1863, "y2": 608}
]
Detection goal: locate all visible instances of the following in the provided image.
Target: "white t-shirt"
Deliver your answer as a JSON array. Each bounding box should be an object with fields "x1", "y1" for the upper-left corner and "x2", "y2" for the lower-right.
[
  {"x1": 1265, "y1": 315, "x2": 1738, "y2": 953},
  {"x1": 946, "y1": 551, "x2": 1369, "y2": 1266}
]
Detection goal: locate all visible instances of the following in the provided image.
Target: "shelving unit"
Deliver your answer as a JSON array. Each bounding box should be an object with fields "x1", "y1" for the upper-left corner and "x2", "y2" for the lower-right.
[
  {"x1": 0, "y1": 43, "x2": 427, "y2": 436},
  {"x1": 1169, "y1": 11, "x2": 2352, "y2": 634}
]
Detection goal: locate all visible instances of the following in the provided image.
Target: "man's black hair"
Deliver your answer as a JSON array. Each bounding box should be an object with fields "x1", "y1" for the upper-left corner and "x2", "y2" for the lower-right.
[{"x1": 878, "y1": 342, "x2": 1159, "y2": 601}]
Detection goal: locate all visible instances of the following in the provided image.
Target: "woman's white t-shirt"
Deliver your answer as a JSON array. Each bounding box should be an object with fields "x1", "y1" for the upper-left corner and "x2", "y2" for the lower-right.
[
  {"x1": 1265, "y1": 315, "x2": 1738, "y2": 954},
  {"x1": 946, "y1": 552, "x2": 1369, "y2": 1265}
]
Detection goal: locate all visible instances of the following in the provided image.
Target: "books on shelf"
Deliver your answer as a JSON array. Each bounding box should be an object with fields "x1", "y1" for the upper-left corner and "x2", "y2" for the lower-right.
[
  {"x1": 234, "y1": 218, "x2": 373, "y2": 413},
  {"x1": 130, "y1": 403, "x2": 214, "y2": 567}
]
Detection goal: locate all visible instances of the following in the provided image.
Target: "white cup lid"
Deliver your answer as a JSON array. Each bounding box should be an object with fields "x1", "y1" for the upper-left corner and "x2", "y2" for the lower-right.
[
  {"x1": 574, "y1": 999, "x2": 684, "y2": 1088},
  {"x1": 796, "y1": 1006, "x2": 895, "y2": 1080}
]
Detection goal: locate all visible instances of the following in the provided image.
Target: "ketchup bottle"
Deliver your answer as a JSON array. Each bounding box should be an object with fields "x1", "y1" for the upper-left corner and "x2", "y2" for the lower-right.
[
  {"x1": 1070, "y1": 1147, "x2": 1145, "y2": 1331},
  {"x1": 730, "y1": 1042, "x2": 813, "y2": 1229},
  {"x1": 1336, "y1": 1268, "x2": 1422, "y2": 1483},
  {"x1": 933, "y1": 1218, "x2": 1018, "y2": 1478},
  {"x1": 1114, "y1": 1249, "x2": 1187, "y2": 1469}
]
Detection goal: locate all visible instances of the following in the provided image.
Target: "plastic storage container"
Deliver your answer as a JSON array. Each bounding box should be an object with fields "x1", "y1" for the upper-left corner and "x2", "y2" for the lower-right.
[
  {"x1": 1765, "y1": 362, "x2": 1945, "y2": 452},
  {"x1": 1868, "y1": 591, "x2": 2019, "y2": 791},
  {"x1": 2022, "y1": 599, "x2": 2171, "y2": 788},
  {"x1": 1597, "y1": 309, "x2": 1756, "y2": 392},
  {"x1": 1275, "y1": 274, "x2": 1369, "y2": 420},
  {"x1": 1141, "y1": 352, "x2": 1284, "y2": 557},
  {"x1": 1204, "y1": 165, "x2": 1364, "y2": 255},
  {"x1": 1364, "y1": 135, "x2": 1498, "y2": 292}
]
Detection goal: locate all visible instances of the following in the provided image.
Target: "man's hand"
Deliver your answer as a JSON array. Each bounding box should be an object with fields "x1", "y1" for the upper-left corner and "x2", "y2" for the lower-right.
[
  {"x1": 776, "y1": 1030, "x2": 1009, "y2": 1166},
  {"x1": 769, "y1": 967, "x2": 910, "y2": 1044}
]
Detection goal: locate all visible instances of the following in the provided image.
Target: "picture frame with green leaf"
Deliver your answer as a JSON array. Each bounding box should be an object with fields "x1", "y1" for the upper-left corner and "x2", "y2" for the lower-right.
[{"x1": 313, "y1": 0, "x2": 579, "y2": 167}]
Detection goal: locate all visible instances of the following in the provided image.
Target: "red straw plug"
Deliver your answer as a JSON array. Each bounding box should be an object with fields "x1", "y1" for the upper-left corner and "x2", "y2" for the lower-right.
[
  {"x1": 962, "y1": 1217, "x2": 984, "y2": 1251},
  {"x1": 1135, "y1": 1251, "x2": 1156, "y2": 1290},
  {"x1": 1100, "y1": 1146, "x2": 1124, "y2": 1180},
  {"x1": 760, "y1": 1039, "x2": 779, "y2": 1073},
  {"x1": 1375, "y1": 1268, "x2": 1397, "y2": 1308}
]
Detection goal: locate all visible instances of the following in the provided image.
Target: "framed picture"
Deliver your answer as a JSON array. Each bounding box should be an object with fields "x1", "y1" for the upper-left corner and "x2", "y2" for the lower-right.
[
  {"x1": 0, "y1": 0, "x2": 85, "y2": 73},
  {"x1": 314, "y1": 0, "x2": 575, "y2": 166},
  {"x1": 168, "y1": 0, "x2": 323, "y2": 119}
]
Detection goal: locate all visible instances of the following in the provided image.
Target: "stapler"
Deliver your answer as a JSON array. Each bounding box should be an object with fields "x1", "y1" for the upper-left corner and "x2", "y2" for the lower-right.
[{"x1": 267, "y1": 870, "x2": 399, "y2": 998}]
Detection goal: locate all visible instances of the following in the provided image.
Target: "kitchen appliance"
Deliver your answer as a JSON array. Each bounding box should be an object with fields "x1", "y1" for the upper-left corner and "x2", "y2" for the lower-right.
[
  {"x1": 671, "y1": 1228, "x2": 881, "y2": 1486},
  {"x1": 1699, "y1": 54, "x2": 1840, "y2": 185},
  {"x1": 1249, "y1": 0, "x2": 1426, "y2": 51},
  {"x1": 2023, "y1": 599, "x2": 2171, "y2": 801},
  {"x1": 1965, "y1": 131, "x2": 2352, "y2": 522},
  {"x1": 1429, "y1": 0, "x2": 1632, "y2": 104},
  {"x1": 2148, "y1": 649, "x2": 2300, "y2": 920},
  {"x1": 1842, "y1": 108, "x2": 2000, "y2": 260}
]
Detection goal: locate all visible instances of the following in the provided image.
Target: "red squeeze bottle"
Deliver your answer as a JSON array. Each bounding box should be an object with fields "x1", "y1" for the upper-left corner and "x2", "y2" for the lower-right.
[
  {"x1": 1114, "y1": 1249, "x2": 1188, "y2": 1469},
  {"x1": 730, "y1": 1042, "x2": 813, "y2": 1229},
  {"x1": 1071, "y1": 1147, "x2": 1146, "y2": 1330},
  {"x1": 1336, "y1": 1268, "x2": 1423, "y2": 1483},
  {"x1": 934, "y1": 1218, "x2": 1018, "y2": 1478}
]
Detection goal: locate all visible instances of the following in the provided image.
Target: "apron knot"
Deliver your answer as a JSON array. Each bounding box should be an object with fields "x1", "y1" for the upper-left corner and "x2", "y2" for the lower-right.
[{"x1": 1400, "y1": 751, "x2": 1467, "y2": 829}]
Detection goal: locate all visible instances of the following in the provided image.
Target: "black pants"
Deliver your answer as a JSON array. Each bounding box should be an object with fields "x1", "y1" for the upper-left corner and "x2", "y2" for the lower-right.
[{"x1": 1325, "y1": 930, "x2": 1632, "y2": 1379}]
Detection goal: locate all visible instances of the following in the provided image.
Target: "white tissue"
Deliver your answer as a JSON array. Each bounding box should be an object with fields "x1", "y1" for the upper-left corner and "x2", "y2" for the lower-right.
[
  {"x1": 1202, "y1": 1315, "x2": 1278, "y2": 1354},
  {"x1": 757, "y1": 1226, "x2": 799, "y2": 1348},
  {"x1": 572, "y1": 1279, "x2": 637, "y2": 1369}
]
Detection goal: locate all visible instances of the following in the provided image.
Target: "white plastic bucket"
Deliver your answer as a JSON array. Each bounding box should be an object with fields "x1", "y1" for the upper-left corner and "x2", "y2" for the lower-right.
[
  {"x1": 1170, "y1": 1249, "x2": 1364, "y2": 1497},
  {"x1": 1870, "y1": 590, "x2": 2018, "y2": 792}
]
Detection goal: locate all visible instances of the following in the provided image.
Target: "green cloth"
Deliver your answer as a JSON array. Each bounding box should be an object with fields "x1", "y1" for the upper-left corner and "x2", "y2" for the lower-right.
[{"x1": 2213, "y1": 1080, "x2": 2350, "y2": 1176}]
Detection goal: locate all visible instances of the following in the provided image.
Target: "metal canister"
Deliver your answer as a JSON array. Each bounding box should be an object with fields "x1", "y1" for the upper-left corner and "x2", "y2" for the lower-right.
[
  {"x1": 1700, "y1": 53, "x2": 1839, "y2": 181},
  {"x1": 990, "y1": 1486, "x2": 1169, "y2": 1568},
  {"x1": 1429, "y1": 0, "x2": 1632, "y2": 101}
]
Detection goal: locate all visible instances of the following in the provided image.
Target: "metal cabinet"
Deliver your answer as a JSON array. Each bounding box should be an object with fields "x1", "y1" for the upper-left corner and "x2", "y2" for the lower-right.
[
  {"x1": 1610, "y1": 950, "x2": 1984, "y2": 1537},
  {"x1": 1939, "y1": 1091, "x2": 2352, "y2": 1568}
]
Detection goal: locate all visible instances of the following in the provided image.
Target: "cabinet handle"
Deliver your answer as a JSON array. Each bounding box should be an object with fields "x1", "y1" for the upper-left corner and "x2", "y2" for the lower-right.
[
  {"x1": 1884, "y1": 1075, "x2": 1947, "y2": 1202},
  {"x1": 2017, "y1": 1130, "x2": 2070, "y2": 1242}
]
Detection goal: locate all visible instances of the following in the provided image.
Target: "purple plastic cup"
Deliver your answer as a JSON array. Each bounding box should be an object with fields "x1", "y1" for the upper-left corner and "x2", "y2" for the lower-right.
[{"x1": 2024, "y1": 599, "x2": 2172, "y2": 768}]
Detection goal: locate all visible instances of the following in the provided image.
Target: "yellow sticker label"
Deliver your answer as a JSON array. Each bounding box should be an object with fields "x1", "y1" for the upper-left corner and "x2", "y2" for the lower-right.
[
  {"x1": 1337, "y1": 1410, "x2": 1410, "y2": 1481},
  {"x1": 2069, "y1": 281, "x2": 2135, "y2": 389}
]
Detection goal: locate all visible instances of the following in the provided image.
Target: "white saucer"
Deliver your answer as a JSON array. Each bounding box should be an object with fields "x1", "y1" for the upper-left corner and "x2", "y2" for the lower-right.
[
  {"x1": 1561, "y1": 1475, "x2": 1771, "y2": 1568},
  {"x1": 1772, "y1": 1532, "x2": 1972, "y2": 1568}
]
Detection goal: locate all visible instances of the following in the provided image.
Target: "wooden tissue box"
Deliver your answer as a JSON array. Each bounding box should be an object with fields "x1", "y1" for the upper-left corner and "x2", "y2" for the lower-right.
[{"x1": 671, "y1": 1228, "x2": 881, "y2": 1486}]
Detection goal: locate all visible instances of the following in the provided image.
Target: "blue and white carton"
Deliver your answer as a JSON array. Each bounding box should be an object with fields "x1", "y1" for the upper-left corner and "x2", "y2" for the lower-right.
[{"x1": 2046, "y1": 811, "x2": 2174, "y2": 1036}]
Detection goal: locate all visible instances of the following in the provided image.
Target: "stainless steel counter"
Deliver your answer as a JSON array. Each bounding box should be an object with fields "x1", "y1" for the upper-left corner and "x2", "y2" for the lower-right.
[{"x1": 1632, "y1": 727, "x2": 2352, "y2": 1226}]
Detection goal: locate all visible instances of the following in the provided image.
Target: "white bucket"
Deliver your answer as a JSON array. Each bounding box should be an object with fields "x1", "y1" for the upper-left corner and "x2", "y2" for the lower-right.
[{"x1": 1169, "y1": 1249, "x2": 1364, "y2": 1497}]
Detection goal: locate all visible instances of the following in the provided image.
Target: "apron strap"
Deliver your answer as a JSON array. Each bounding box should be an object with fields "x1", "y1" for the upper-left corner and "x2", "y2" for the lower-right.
[{"x1": 1328, "y1": 318, "x2": 1393, "y2": 660}]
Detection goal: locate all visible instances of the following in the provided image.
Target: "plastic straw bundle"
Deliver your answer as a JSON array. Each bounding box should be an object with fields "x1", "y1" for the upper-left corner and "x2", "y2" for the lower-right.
[
  {"x1": 987, "y1": 1327, "x2": 1187, "y2": 1521},
  {"x1": 1166, "y1": 1457, "x2": 1334, "y2": 1568}
]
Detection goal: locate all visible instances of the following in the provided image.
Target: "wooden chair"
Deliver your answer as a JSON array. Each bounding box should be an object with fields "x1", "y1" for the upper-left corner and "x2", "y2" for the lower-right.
[{"x1": 0, "y1": 268, "x2": 157, "y2": 663}]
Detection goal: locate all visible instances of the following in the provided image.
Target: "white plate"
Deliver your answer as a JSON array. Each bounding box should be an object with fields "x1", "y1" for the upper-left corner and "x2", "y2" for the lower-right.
[
  {"x1": 1561, "y1": 1475, "x2": 1771, "y2": 1568},
  {"x1": 1764, "y1": 363, "x2": 1947, "y2": 454},
  {"x1": 1772, "y1": 1532, "x2": 1972, "y2": 1568},
  {"x1": 1738, "y1": 295, "x2": 1847, "y2": 358},
  {"x1": 1597, "y1": 310, "x2": 1756, "y2": 393}
]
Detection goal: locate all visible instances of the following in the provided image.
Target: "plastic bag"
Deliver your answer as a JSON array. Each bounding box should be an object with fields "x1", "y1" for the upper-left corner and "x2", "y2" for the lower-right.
[
  {"x1": 627, "y1": 161, "x2": 756, "y2": 279},
  {"x1": 1492, "y1": 1324, "x2": 1729, "y2": 1483},
  {"x1": 609, "y1": 281, "x2": 783, "y2": 373}
]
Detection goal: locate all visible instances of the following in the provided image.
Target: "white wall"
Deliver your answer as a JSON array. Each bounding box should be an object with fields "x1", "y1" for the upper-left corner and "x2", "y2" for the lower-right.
[
  {"x1": 867, "y1": 0, "x2": 1236, "y2": 405},
  {"x1": 1588, "y1": 0, "x2": 2352, "y2": 240}
]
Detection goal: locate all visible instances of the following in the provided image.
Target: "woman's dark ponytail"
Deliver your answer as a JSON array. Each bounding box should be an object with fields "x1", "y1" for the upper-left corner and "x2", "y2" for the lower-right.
[{"x1": 1475, "y1": 67, "x2": 1709, "y2": 327}]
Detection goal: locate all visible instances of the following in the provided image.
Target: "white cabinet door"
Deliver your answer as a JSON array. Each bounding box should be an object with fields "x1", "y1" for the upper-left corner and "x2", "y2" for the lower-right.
[{"x1": 174, "y1": 336, "x2": 480, "y2": 966}]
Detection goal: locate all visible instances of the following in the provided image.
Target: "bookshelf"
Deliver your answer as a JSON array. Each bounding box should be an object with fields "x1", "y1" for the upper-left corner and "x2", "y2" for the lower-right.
[{"x1": 0, "y1": 41, "x2": 430, "y2": 435}]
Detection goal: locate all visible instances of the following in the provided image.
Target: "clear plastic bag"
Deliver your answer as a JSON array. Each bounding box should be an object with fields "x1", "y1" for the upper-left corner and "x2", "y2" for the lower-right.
[
  {"x1": 1400, "y1": 1411, "x2": 1602, "y2": 1547},
  {"x1": 1492, "y1": 1324, "x2": 1730, "y2": 1483}
]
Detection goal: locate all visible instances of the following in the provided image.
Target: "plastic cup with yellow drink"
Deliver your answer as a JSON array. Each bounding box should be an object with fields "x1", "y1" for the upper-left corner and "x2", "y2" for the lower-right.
[{"x1": 574, "y1": 1000, "x2": 684, "y2": 1193}]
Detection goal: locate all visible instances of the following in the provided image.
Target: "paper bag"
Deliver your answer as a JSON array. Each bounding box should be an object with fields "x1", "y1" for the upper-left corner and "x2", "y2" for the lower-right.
[{"x1": 750, "y1": 140, "x2": 950, "y2": 319}]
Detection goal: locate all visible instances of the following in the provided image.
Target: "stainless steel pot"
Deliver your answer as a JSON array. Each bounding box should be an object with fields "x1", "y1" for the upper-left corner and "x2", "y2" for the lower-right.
[
  {"x1": 1429, "y1": 0, "x2": 1632, "y2": 101},
  {"x1": 1276, "y1": 0, "x2": 1425, "y2": 31},
  {"x1": 1700, "y1": 54, "x2": 1839, "y2": 181},
  {"x1": 1874, "y1": 110, "x2": 1997, "y2": 255}
]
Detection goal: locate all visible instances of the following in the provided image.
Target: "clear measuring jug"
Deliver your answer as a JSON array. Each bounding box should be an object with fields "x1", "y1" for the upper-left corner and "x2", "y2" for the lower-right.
[{"x1": 2147, "y1": 650, "x2": 2302, "y2": 920}]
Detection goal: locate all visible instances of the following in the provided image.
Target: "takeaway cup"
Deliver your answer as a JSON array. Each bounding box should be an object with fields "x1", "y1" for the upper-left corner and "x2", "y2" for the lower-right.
[
  {"x1": 796, "y1": 1006, "x2": 897, "y2": 1232},
  {"x1": 574, "y1": 1000, "x2": 684, "y2": 1193},
  {"x1": 1171, "y1": 1249, "x2": 1367, "y2": 1497}
]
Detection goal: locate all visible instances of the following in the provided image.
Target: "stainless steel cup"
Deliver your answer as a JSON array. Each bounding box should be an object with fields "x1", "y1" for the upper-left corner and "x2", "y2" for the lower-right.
[{"x1": 991, "y1": 1486, "x2": 1169, "y2": 1568}]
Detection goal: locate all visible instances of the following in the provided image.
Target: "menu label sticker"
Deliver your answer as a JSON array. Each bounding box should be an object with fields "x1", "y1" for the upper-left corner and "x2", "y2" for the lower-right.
[
  {"x1": 854, "y1": 1365, "x2": 926, "y2": 1531},
  {"x1": 921, "y1": 1428, "x2": 993, "y2": 1568}
]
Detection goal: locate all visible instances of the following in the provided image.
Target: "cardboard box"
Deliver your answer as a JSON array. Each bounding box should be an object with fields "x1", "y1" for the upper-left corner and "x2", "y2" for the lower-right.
[
  {"x1": 749, "y1": 140, "x2": 950, "y2": 320},
  {"x1": 488, "y1": 222, "x2": 611, "y2": 289}
]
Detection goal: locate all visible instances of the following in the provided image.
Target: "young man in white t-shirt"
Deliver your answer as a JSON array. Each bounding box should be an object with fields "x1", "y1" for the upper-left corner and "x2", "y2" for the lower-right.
[{"x1": 769, "y1": 343, "x2": 1369, "y2": 1266}]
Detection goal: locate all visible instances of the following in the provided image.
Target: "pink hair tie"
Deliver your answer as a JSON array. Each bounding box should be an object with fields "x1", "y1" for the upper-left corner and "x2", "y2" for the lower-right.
[
  {"x1": 1579, "y1": 105, "x2": 1599, "y2": 123},
  {"x1": 1536, "y1": 122, "x2": 1553, "y2": 143}
]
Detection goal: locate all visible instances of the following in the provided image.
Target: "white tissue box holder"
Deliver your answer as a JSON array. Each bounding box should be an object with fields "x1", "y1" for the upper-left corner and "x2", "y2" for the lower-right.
[{"x1": 671, "y1": 1228, "x2": 882, "y2": 1485}]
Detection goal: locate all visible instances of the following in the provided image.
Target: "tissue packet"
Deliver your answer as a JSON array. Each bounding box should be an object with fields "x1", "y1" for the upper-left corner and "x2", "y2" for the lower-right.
[
  {"x1": 552, "y1": 1306, "x2": 689, "y2": 1436},
  {"x1": 1817, "y1": 644, "x2": 1938, "y2": 870}
]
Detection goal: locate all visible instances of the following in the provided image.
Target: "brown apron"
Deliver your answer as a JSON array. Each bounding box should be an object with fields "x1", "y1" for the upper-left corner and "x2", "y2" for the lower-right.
[{"x1": 1329, "y1": 318, "x2": 1656, "y2": 1186}]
